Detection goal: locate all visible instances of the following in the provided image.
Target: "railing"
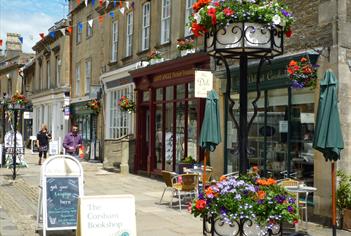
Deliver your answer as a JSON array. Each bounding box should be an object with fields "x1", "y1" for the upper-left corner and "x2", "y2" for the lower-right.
[{"x1": 203, "y1": 213, "x2": 283, "y2": 236}]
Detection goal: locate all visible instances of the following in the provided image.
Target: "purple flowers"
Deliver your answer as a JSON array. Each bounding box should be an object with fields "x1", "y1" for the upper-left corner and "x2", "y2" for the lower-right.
[
  {"x1": 274, "y1": 195, "x2": 286, "y2": 204},
  {"x1": 281, "y1": 9, "x2": 292, "y2": 17},
  {"x1": 287, "y1": 206, "x2": 294, "y2": 213}
]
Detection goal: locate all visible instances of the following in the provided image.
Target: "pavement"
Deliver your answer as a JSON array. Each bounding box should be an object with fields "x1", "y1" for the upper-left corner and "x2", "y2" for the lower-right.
[{"x1": 0, "y1": 150, "x2": 350, "y2": 236}]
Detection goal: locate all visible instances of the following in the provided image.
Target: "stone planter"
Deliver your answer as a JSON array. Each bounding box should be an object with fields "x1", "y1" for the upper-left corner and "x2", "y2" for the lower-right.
[
  {"x1": 149, "y1": 58, "x2": 164, "y2": 65},
  {"x1": 180, "y1": 48, "x2": 196, "y2": 57}
]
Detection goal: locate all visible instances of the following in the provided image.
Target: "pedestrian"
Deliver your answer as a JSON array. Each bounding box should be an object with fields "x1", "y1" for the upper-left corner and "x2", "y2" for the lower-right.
[
  {"x1": 36, "y1": 124, "x2": 52, "y2": 165},
  {"x1": 63, "y1": 124, "x2": 83, "y2": 159}
]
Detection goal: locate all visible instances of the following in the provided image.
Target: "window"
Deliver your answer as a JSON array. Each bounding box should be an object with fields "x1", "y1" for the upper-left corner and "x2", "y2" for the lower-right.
[
  {"x1": 111, "y1": 20, "x2": 118, "y2": 62},
  {"x1": 142, "y1": 2, "x2": 150, "y2": 51},
  {"x1": 75, "y1": 63, "x2": 80, "y2": 96},
  {"x1": 55, "y1": 56, "x2": 61, "y2": 87},
  {"x1": 87, "y1": 15, "x2": 93, "y2": 38},
  {"x1": 47, "y1": 60, "x2": 51, "y2": 89},
  {"x1": 85, "y1": 58, "x2": 92, "y2": 95},
  {"x1": 184, "y1": 0, "x2": 196, "y2": 37},
  {"x1": 160, "y1": 0, "x2": 170, "y2": 44},
  {"x1": 107, "y1": 84, "x2": 134, "y2": 139},
  {"x1": 76, "y1": 22, "x2": 82, "y2": 44},
  {"x1": 126, "y1": 12, "x2": 133, "y2": 57}
]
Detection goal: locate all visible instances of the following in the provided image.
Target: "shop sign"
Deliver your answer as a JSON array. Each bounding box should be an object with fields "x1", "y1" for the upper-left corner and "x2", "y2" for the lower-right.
[
  {"x1": 76, "y1": 195, "x2": 136, "y2": 236},
  {"x1": 195, "y1": 70, "x2": 213, "y2": 98},
  {"x1": 153, "y1": 69, "x2": 194, "y2": 82}
]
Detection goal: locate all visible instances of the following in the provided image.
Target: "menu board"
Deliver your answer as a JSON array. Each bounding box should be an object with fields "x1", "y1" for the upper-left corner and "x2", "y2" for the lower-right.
[{"x1": 45, "y1": 177, "x2": 79, "y2": 228}]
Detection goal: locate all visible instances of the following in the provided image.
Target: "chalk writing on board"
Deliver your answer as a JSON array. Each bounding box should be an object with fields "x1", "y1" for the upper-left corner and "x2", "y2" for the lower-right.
[{"x1": 46, "y1": 177, "x2": 79, "y2": 228}]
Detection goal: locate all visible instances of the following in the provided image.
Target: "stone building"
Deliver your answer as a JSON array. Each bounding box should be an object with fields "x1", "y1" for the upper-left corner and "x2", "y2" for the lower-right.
[{"x1": 30, "y1": 19, "x2": 71, "y2": 154}]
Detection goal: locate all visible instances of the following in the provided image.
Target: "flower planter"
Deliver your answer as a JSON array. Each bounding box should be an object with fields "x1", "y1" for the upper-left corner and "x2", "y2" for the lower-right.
[
  {"x1": 180, "y1": 48, "x2": 196, "y2": 57},
  {"x1": 343, "y1": 208, "x2": 351, "y2": 230},
  {"x1": 149, "y1": 58, "x2": 164, "y2": 65},
  {"x1": 206, "y1": 23, "x2": 283, "y2": 57}
]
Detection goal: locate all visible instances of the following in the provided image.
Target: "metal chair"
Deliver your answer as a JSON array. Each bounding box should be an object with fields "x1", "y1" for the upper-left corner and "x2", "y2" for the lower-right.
[
  {"x1": 170, "y1": 173, "x2": 199, "y2": 211},
  {"x1": 159, "y1": 170, "x2": 177, "y2": 204}
]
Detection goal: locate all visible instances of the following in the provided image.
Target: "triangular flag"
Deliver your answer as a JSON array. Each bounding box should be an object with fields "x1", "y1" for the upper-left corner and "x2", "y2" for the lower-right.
[
  {"x1": 131, "y1": 1, "x2": 135, "y2": 10},
  {"x1": 59, "y1": 28, "x2": 65, "y2": 35},
  {"x1": 0, "y1": 39, "x2": 3, "y2": 47},
  {"x1": 98, "y1": 15, "x2": 104, "y2": 24},
  {"x1": 85, "y1": 0, "x2": 88, "y2": 6},
  {"x1": 106, "y1": 0, "x2": 109, "y2": 7},
  {"x1": 78, "y1": 22, "x2": 83, "y2": 32},
  {"x1": 39, "y1": 33, "x2": 45, "y2": 40},
  {"x1": 119, "y1": 7, "x2": 125, "y2": 15},
  {"x1": 67, "y1": 26, "x2": 73, "y2": 34},
  {"x1": 92, "y1": 0, "x2": 95, "y2": 6},
  {"x1": 119, "y1": 1, "x2": 122, "y2": 8},
  {"x1": 88, "y1": 19, "x2": 93, "y2": 27},
  {"x1": 49, "y1": 31, "x2": 55, "y2": 39},
  {"x1": 109, "y1": 11, "x2": 115, "y2": 18},
  {"x1": 99, "y1": 0, "x2": 103, "y2": 7},
  {"x1": 18, "y1": 36, "x2": 23, "y2": 44},
  {"x1": 126, "y1": 1, "x2": 130, "y2": 9},
  {"x1": 76, "y1": 0, "x2": 81, "y2": 5},
  {"x1": 113, "y1": 0, "x2": 116, "y2": 8}
]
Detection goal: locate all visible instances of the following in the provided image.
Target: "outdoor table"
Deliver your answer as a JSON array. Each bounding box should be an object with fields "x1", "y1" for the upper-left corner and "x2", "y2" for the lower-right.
[{"x1": 285, "y1": 185, "x2": 317, "y2": 231}]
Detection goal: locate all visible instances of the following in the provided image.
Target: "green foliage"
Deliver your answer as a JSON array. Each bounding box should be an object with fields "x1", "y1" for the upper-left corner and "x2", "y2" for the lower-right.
[
  {"x1": 337, "y1": 170, "x2": 351, "y2": 210},
  {"x1": 181, "y1": 155, "x2": 196, "y2": 164}
]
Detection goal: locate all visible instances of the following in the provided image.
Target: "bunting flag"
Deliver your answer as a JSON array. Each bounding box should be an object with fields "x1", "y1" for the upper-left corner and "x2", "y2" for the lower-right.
[
  {"x1": 92, "y1": 0, "x2": 95, "y2": 6},
  {"x1": 59, "y1": 28, "x2": 66, "y2": 35},
  {"x1": 119, "y1": 1, "x2": 122, "y2": 8},
  {"x1": 85, "y1": 0, "x2": 88, "y2": 7},
  {"x1": 99, "y1": 0, "x2": 103, "y2": 7},
  {"x1": 77, "y1": 0, "x2": 81, "y2": 4},
  {"x1": 88, "y1": 19, "x2": 93, "y2": 27},
  {"x1": 0, "y1": 39, "x2": 3, "y2": 47},
  {"x1": 119, "y1": 7, "x2": 125, "y2": 15},
  {"x1": 131, "y1": 1, "x2": 135, "y2": 10},
  {"x1": 39, "y1": 33, "x2": 45, "y2": 40},
  {"x1": 113, "y1": 0, "x2": 117, "y2": 8},
  {"x1": 67, "y1": 26, "x2": 73, "y2": 34},
  {"x1": 126, "y1": 1, "x2": 130, "y2": 9},
  {"x1": 49, "y1": 31, "x2": 55, "y2": 39},
  {"x1": 98, "y1": 15, "x2": 104, "y2": 25},
  {"x1": 106, "y1": 0, "x2": 109, "y2": 7},
  {"x1": 109, "y1": 11, "x2": 115, "y2": 18},
  {"x1": 18, "y1": 36, "x2": 23, "y2": 44}
]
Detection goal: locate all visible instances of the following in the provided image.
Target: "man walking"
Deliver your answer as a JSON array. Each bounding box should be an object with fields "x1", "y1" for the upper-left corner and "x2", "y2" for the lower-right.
[{"x1": 63, "y1": 124, "x2": 83, "y2": 159}]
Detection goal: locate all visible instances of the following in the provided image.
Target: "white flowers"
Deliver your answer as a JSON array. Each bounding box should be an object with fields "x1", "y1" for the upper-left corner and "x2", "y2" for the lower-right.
[{"x1": 272, "y1": 14, "x2": 281, "y2": 25}]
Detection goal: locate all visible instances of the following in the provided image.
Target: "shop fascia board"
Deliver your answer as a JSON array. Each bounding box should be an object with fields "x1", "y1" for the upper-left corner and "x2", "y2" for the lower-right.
[{"x1": 100, "y1": 62, "x2": 140, "y2": 88}]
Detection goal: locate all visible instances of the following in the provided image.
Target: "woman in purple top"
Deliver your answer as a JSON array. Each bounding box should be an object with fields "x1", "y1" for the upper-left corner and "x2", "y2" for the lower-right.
[{"x1": 63, "y1": 124, "x2": 83, "y2": 158}]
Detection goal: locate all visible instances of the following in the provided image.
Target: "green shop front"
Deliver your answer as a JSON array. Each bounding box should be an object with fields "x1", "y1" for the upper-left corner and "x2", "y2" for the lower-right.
[
  {"x1": 70, "y1": 101, "x2": 99, "y2": 160},
  {"x1": 224, "y1": 52, "x2": 318, "y2": 186}
]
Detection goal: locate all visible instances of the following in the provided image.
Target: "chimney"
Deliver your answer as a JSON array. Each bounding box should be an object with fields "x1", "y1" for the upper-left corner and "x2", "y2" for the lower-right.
[{"x1": 5, "y1": 33, "x2": 22, "y2": 57}]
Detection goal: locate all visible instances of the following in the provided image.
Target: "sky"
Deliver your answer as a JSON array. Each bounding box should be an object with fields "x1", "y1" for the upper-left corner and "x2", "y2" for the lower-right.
[{"x1": 0, "y1": 0, "x2": 68, "y2": 53}]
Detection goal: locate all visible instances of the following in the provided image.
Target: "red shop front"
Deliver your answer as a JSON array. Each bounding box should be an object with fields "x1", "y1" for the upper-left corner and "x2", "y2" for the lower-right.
[{"x1": 130, "y1": 53, "x2": 210, "y2": 176}]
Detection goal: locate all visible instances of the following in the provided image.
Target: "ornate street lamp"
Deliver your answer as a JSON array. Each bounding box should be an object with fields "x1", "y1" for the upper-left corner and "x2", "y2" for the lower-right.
[{"x1": 205, "y1": 22, "x2": 284, "y2": 175}]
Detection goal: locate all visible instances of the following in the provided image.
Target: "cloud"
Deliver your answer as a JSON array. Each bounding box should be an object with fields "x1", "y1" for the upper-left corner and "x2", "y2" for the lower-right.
[{"x1": 0, "y1": 0, "x2": 67, "y2": 53}]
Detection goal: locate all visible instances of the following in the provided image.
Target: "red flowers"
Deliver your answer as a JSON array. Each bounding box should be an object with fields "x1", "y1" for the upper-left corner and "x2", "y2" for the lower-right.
[
  {"x1": 287, "y1": 57, "x2": 318, "y2": 89},
  {"x1": 223, "y1": 7, "x2": 234, "y2": 16},
  {"x1": 195, "y1": 199, "x2": 206, "y2": 210},
  {"x1": 207, "y1": 8, "x2": 217, "y2": 25},
  {"x1": 256, "y1": 178, "x2": 277, "y2": 186},
  {"x1": 192, "y1": 0, "x2": 211, "y2": 13},
  {"x1": 191, "y1": 22, "x2": 207, "y2": 37}
]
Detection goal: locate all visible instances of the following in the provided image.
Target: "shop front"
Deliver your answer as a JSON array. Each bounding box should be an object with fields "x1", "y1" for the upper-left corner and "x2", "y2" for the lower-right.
[
  {"x1": 130, "y1": 53, "x2": 210, "y2": 175},
  {"x1": 225, "y1": 52, "x2": 318, "y2": 186},
  {"x1": 70, "y1": 101, "x2": 99, "y2": 160}
]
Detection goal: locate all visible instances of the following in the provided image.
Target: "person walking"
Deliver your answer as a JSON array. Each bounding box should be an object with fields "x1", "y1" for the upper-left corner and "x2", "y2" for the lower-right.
[
  {"x1": 63, "y1": 124, "x2": 83, "y2": 159},
  {"x1": 36, "y1": 124, "x2": 52, "y2": 165}
]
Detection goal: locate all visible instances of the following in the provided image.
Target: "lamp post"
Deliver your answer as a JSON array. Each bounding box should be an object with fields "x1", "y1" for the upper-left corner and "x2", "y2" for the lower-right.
[{"x1": 205, "y1": 22, "x2": 284, "y2": 175}]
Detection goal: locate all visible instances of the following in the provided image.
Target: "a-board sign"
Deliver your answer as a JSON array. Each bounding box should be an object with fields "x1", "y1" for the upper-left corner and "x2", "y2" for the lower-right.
[
  {"x1": 76, "y1": 195, "x2": 136, "y2": 236},
  {"x1": 46, "y1": 177, "x2": 79, "y2": 228}
]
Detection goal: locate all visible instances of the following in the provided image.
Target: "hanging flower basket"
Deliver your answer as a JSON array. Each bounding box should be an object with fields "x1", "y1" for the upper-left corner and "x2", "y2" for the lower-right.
[
  {"x1": 287, "y1": 57, "x2": 318, "y2": 89},
  {"x1": 86, "y1": 99, "x2": 100, "y2": 114},
  {"x1": 188, "y1": 0, "x2": 294, "y2": 58},
  {"x1": 190, "y1": 171, "x2": 299, "y2": 235},
  {"x1": 118, "y1": 96, "x2": 135, "y2": 113},
  {"x1": 1, "y1": 92, "x2": 32, "y2": 111}
]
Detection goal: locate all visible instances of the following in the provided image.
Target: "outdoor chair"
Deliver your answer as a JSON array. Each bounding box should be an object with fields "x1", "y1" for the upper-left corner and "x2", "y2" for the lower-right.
[
  {"x1": 170, "y1": 173, "x2": 199, "y2": 211},
  {"x1": 278, "y1": 179, "x2": 309, "y2": 225},
  {"x1": 223, "y1": 171, "x2": 239, "y2": 178},
  {"x1": 159, "y1": 170, "x2": 178, "y2": 205}
]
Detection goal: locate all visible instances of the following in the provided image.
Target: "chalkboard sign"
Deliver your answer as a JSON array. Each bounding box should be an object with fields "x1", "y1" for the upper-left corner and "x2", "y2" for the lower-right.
[{"x1": 46, "y1": 177, "x2": 79, "y2": 228}]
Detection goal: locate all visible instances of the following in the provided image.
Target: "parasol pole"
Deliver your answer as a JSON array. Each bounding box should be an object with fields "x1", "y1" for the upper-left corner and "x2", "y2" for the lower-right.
[
  {"x1": 332, "y1": 161, "x2": 336, "y2": 236},
  {"x1": 203, "y1": 150, "x2": 208, "y2": 192}
]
